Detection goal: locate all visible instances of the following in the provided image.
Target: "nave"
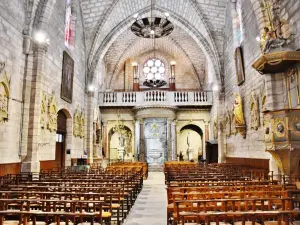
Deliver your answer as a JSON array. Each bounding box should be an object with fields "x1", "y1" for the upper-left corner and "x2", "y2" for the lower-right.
[{"x1": 3, "y1": 162, "x2": 300, "y2": 224}]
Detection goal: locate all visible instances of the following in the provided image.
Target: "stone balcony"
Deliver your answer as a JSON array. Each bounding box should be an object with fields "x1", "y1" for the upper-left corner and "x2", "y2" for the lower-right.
[{"x1": 99, "y1": 90, "x2": 213, "y2": 107}]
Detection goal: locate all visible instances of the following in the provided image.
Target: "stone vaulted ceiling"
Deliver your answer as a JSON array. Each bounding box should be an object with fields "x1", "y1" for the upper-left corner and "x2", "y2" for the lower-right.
[{"x1": 80, "y1": 0, "x2": 229, "y2": 85}]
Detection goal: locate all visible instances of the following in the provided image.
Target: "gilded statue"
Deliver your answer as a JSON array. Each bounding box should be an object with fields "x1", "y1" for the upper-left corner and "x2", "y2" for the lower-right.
[
  {"x1": 233, "y1": 92, "x2": 245, "y2": 126},
  {"x1": 0, "y1": 62, "x2": 10, "y2": 123},
  {"x1": 250, "y1": 92, "x2": 260, "y2": 131},
  {"x1": 47, "y1": 95, "x2": 58, "y2": 132},
  {"x1": 259, "y1": 0, "x2": 292, "y2": 53}
]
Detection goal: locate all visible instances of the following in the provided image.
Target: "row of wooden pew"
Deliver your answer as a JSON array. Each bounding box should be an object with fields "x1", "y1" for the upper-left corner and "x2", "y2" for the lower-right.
[
  {"x1": 165, "y1": 162, "x2": 300, "y2": 225},
  {"x1": 0, "y1": 162, "x2": 147, "y2": 225}
]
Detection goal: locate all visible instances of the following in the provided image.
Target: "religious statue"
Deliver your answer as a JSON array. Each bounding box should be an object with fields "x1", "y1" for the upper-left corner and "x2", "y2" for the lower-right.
[
  {"x1": 259, "y1": 0, "x2": 292, "y2": 54},
  {"x1": 233, "y1": 92, "x2": 245, "y2": 126},
  {"x1": 233, "y1": 92, "x2": 246, "y2": 138},
  {"x1": 179, "y1": 151, "x2": 184, "y2": 161},
  {"x1": 118, "y1": 133, "x2": 125, "y2": 147},
  {"x1": 187, "y1": 132, "x2": 191, "y2": 148},
  {"x1": 250, "y1": 92, "x2": 260, "y2": 131}
]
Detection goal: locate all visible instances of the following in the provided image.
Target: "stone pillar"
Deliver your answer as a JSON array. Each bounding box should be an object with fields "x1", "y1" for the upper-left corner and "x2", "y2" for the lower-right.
[
  {"x1": 135, "y1": 120, "x2": 140, "y2": 161},
  {"x1": 216, "y1": 92, "x2": 226, "y2": 163},
  {"x1": 167, "y1": 120, "x2": 172, "y2": 161},
  {"x1": 86, "y1": 92, "x2": 95, "y2": 164},
  {"x1": 21, "y1": 42, "x2": 48, "y2": 173},
  {"x1": 102, "y1": 121, "x2": 108, "y2": 158},
  {"x1": 139, "y1": 119, "x2": 145, "y2": 162},
  {"x1": 171, "y1": 120, "x2": 177, "y2": 160}
]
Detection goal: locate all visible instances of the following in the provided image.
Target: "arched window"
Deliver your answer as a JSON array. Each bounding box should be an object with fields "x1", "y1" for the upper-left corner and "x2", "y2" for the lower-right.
[
  {"x1": 232, "y1": 0, "x2": 244, "y2": 46},
  {"x1": 64, "y1": 0, "x2": 76, "y2": 49}
]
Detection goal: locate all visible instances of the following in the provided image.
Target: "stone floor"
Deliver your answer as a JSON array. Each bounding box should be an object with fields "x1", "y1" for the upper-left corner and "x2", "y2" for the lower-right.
[{"x1": 124, "y1": 172, "x2": 167, "y2": 225}]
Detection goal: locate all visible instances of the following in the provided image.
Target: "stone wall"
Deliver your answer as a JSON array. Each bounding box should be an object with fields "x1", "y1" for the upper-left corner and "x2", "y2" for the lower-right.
[
  {"x1": 38, "y1": 0, "x2": 87, "y2": 162},
  {"x1": 0, "y1": 1, "x2": 26, "y2": 163},
  {"x1": 221, "y1": 0, "x2": 300, "y2": 160}
]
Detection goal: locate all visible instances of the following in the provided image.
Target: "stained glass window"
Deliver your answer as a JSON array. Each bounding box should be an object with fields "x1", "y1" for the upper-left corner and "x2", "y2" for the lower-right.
[
  {"x1": 64, "y1": 0, "x2": 76, "y2": 49},
  {"x1": 143, "y1": 59, "x2": 165, "y2": 81},
  {"x1": 233, "y1": 0, "x2": 244, "y2": 46}
]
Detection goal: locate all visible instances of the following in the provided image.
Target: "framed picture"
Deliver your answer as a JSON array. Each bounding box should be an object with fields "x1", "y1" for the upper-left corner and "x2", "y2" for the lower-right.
[
  {"x1": 234, "y1": 47, "x2": 245, "y2": 86},
  {"x1": 61, "y1": 51, "x2": 74, "y2": 103}
]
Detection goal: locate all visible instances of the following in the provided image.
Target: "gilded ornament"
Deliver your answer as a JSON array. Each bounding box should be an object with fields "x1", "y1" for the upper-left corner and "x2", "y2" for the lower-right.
[
  {"x1": 79, "y1": 111, "x2": 85, "y2": 138},
  {"x1": 274, "y1": 117, "x2": 286, "y2": 138},
  {"x1": 47, "y1": 95, "x2": 58, "y2": 132},
  {"x1": 0, "y1": 62, "x2": 10, "y2": 123}
]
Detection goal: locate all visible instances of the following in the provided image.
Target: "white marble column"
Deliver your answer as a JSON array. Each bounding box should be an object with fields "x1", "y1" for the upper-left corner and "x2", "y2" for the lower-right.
[
  {"x1": 135, "y1": 120, "x2": 140, "y2": 161},
  {"x1": 167, "y1": 120, "x2": 172, "y2": 161},
  {"x1": 171, "y1": 120, "x2": 177, "y2": 160}
]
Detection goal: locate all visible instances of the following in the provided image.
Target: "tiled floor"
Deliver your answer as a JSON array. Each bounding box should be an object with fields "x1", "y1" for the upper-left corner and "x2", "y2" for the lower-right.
[{"x1": 124, "y1": 172, "x2": 167, "y2": 225}]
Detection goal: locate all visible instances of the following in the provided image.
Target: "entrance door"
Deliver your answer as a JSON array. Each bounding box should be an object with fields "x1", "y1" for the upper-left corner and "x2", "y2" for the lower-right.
[
  {"x1": 56, "y1": 110, "x2": 67, "y2": 170},
  {"x1": 56, "y1": 133, "x2": 65, "y2": 169}
]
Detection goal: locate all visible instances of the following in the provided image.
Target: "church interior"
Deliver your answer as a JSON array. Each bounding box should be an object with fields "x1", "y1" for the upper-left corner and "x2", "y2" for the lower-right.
[{"x1": 1, "y1": 0, "x2": 300, "y2": 224}]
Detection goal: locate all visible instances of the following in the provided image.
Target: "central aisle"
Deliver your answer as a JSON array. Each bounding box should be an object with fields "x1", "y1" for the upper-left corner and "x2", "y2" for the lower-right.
[{"x1": 124, "y1": 172, "x2": 167, "y2": 225}]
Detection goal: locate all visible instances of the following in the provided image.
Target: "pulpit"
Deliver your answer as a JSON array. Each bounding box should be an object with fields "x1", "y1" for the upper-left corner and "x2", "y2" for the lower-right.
[{"x1": 263, "y1": 109, "x2": 300, "y2": 175}]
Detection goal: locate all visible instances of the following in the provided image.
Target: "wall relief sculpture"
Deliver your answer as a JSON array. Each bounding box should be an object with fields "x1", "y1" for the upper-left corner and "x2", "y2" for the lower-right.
[
  {"x1": 47, "y1": 94, "x2": 58, "y2": 132},
  {"x1": 0, "y1": 62, "x2": 10, "y2": 123},
  {"x1": 73, "y1": 106, "x2": 84, "y2": 138},
  {"x1": 41, "y1": 92, "x2": 47, "y2": 129},
  {"x1": 249, "y1": 92, "x2": 260, "y2": 131},
  {"x1": 233, "y1": 92, "x2": 246, "y2": 138},
  {"x1": 225, "y1": 109, "x2": 231, "y2": 137}
]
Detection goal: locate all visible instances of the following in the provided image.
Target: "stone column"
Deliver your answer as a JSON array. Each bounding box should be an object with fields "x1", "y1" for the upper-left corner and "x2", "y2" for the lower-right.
[
  {"x1": 21, "y1": 42, "x2": 48, "y2": 173},
  {"x1": 135, "y1": 120, "x2": 140, "y2": 161},
  {"x1": 167, "y1": 120, "x2": 172, "y2": 161},
  {"x1": 216, "y1": 92, "x2": 226, "y2": 163},
  {"x1": 171, "y1": 120, "x2": 177, "y2": 160},
  {"x1": 139, "y1": 119, "x2": 145, "y2": 162},
  {"x1": 86, "y1": 91, "x2": 95, "y2": 164}
]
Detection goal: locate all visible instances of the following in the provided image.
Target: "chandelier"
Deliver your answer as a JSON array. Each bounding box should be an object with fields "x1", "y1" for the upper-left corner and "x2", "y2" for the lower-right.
[{"x1": 131, "y1": 0, "x2": 174, "y2": 39}]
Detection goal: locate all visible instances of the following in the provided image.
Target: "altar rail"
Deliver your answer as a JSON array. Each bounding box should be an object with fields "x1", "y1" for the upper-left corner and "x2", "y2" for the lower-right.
[{"x1": 99, "y1": 91, "x2": 213, "y2": 107}]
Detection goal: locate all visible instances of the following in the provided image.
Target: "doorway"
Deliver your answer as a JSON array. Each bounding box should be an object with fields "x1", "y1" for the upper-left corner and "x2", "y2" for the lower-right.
[{"x1": 56, "y1": 110, "x2": 67, "y2": 169}]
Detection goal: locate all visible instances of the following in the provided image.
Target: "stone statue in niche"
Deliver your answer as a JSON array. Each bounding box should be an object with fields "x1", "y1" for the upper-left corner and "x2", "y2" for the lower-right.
[
  {"x1": 259, "y1": 0, "x2": 293, "y2": 53},
  {"x1": 47, "y1": 94, "x2": 57, "y2": 132},
  {"x1": 0, "y1": 62, "x2": 10, "y2": 123},
  {"x1": 41, "y1": 92, "x2": 47, "y2": 129},
  {"x1": 118, "y1": 133, "x2": 125, "y2": 147},
  {"x1": 250, "y1": 92, "x2": 260, "y2": 131}
]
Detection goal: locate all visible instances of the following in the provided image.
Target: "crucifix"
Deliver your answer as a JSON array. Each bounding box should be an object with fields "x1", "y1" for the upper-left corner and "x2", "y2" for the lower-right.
[{"x1": 262, "y1": 0, "x2": 274, "y2": 31}]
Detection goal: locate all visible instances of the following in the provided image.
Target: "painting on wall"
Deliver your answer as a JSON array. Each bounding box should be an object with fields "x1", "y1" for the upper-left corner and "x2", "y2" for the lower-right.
[
  {"x1": 61, "y1": 51, "x2": 74, "y2": 103},
  {"x1": 234, "y1": 47, "x2": 245, "y2": 86}
]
